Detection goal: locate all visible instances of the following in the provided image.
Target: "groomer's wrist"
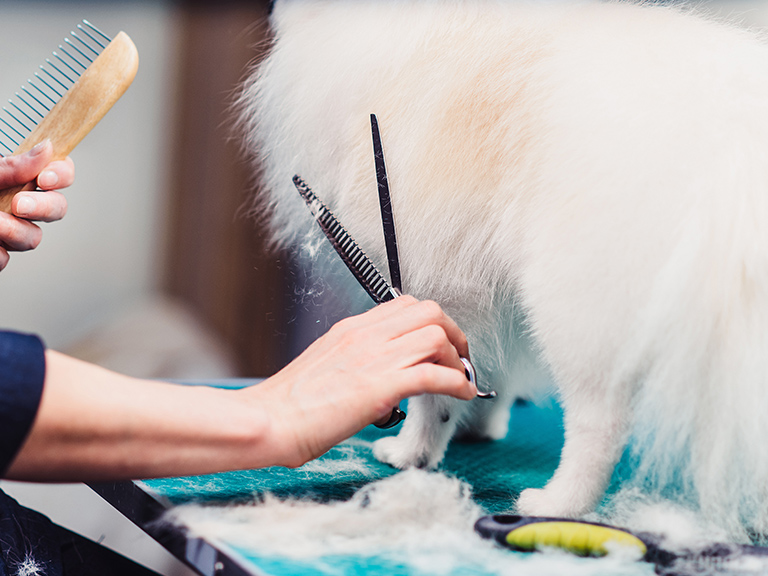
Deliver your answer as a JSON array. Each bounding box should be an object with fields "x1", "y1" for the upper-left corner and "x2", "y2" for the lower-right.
[{"x1": 235, "y1": 379, "x2": 307, "y2": 470}]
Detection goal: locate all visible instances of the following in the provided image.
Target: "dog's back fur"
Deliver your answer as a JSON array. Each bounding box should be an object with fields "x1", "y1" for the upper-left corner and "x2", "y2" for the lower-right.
[{"x1": 241, "y1": 0, "x2": 768, "y2": 540}]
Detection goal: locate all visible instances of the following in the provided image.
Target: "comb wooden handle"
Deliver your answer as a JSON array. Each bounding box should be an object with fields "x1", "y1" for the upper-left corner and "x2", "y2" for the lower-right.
[{"x1": 0, "y1": 31, "x2": 139, "y2": 214}]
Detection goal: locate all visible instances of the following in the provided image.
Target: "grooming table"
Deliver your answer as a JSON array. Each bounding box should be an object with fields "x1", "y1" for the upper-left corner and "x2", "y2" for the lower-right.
[{"x1": 88, "y1": 380, "x2": 649, "y2": 576}]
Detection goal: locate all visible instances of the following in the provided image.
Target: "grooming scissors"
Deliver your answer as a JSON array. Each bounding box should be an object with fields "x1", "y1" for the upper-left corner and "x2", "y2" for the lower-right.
[
  {"x1": 368, "y1": 114, "x2": 494, "y2": 400},
  {"x1": 292, "y1": 115, "x2": 495, "y2": 428}
]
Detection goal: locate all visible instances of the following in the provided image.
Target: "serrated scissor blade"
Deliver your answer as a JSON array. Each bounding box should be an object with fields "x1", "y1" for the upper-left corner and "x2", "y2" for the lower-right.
[{"x1": 293, "y1": 175, "x2": 400, "y2": 304}]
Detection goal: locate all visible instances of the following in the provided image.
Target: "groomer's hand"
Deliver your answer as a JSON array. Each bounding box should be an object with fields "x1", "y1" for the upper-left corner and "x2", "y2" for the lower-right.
[
  {"x1": 0, "y1": 140, "x2": 74, "y2": 270},
  {"x1": 246, "y1": 296, "x2": 478, "y2": 468},
  {"x1": 6, "y1": 297, "x2": 474, "y2": 482}
]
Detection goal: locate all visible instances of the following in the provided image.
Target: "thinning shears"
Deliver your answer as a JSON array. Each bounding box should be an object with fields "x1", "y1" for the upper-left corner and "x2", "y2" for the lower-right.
[{"x1": 293, "y1": 114, "x2": 495, "y2": 428}]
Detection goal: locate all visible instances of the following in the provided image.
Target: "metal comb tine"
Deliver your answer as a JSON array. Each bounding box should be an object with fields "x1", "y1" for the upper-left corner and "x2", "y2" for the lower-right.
[
  {"x1": 9, "y1": 99, "x2": 37, "y2": 125},
  {"x1": 0, "y1": 140, "x2": 15, "y2": 156},
  {"x1": 59, "y1": 43, "x2": 88, "y2": 71},
  {"x1": 0, "y1": 20, "x2": 118, "y2": 160},
  {"x1": 46, "y1": 52, "x2": 75, "y2": 90},
  {"x1": 0, "y1": 115, "x2": 25, "y2": 140},
  {"x1": 52, "y1": 50, "x2": 81, "y2": 77},
  {"x1": 40, "y1": 64, "x2": 69, "y2": 91},
  {"x1": 3, "y1": 106, "x2": 31, "y2": 132},
  {"x1": 14, "y1": 93, "x2": 45, "y2": 120},
  {"x1": 63, "y1": 38, "x2": 91, "y2": 66},
  {"x1": 81, "y1": 20, "x2": 111, "y2": 45},
  {"x1": 0, "y1": 126, "x2": 16, "y2": 144},
  {"x1": 29, "y1": 79, "x2": 58, "y2": 106},
  {"x1": 0, "y1": 127, "x2": 19, "y2": 148},
  {"x1": 21, "y1": 87, "x2": 51, "y2": 115},
  {"x1": 77, "y1": 24, "x2": 107, "y2": 50},
  {"x1": 36, "y1": 70, "x2": 65, "y2": 98},
  {"x1": 70, "y1": 32, "x2": 99, "y2": 58},
  {"x1": 17, "y1": 94, "x2": 46, "y2": 120}
]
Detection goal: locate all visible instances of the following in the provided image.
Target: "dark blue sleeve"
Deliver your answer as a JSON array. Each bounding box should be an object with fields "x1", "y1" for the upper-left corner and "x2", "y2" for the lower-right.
[{"x1": 0, "y1": 331, "x2": 45, "y2": 476}]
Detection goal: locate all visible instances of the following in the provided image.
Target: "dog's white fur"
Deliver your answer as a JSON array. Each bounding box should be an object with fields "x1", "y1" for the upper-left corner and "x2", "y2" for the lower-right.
[{"x1": 240, "y1": 0, "x2": 768, "y2": 539}]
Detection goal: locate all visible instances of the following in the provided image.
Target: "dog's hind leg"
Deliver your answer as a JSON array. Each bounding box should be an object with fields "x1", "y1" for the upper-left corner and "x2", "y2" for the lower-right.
[{"x1": 515, "y1": 384, "x2": 630, "y2": 518}]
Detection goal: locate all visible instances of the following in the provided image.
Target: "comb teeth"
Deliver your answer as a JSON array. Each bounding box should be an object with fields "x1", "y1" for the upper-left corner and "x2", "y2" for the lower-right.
[{"x1": 0, "y1": 20, "x2": 111, "y2": 156}]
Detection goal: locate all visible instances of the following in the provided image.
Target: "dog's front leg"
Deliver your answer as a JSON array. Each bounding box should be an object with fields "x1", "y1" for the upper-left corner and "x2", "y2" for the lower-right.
[
  {"x1": 373, "y1": 393, "x2": 465, "y2": 469},
  {"x1": 516, "y1": 389, "x2": 629, "y2": 517}
]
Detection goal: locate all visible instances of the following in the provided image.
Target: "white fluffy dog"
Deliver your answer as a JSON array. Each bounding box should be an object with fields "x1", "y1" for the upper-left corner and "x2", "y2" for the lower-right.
[{"x1": 240, "y1": 0, "x2": 768, "y2": 540}]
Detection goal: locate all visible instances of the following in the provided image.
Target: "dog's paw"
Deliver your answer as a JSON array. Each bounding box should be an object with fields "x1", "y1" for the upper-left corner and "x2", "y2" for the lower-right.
[
  {"x1": 372, "y1": 436, "x2": 440, "y2": 470},
  {"x1": 516, "y1": 487, "x2": 584, "y2": 518}
]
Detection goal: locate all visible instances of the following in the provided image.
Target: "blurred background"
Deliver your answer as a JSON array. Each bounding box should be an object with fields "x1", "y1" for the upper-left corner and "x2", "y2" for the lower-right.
[
  {"x1": 0, "y1": 0, "x2": 289, "y2": 384},
  {"x1": 1, "y1": 0, "x2": 768, "y2": 574},
  {"x1": 0, "y1": 1, "x2": 277, "y2": 574}
]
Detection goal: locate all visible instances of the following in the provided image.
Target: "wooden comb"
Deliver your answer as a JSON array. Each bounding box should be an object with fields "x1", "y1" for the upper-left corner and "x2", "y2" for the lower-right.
[{"x1": 0, "y1": 21, "x2": 138, "y2": 213}]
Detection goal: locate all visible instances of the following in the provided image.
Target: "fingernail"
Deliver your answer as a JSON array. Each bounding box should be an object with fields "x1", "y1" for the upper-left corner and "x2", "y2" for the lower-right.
[
  {"x1": 37, "y1": 170, "x2": 58, "y2": 188},
  {"x1": 16, "y1": 196, "x2": 36, "y2": 216},
  {"x1": 29, "y1": 140, "x2": 50, "y2": 156}
]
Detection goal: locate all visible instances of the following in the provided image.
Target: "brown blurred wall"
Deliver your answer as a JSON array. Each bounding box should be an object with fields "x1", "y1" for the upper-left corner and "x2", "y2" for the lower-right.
[{"x1": 162, "y1": 0, "x2": 290, "y2": 377}]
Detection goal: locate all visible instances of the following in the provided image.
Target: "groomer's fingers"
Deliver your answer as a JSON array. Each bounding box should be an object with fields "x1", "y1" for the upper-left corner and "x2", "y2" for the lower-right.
[
  {"x1": 394, "y1": 362, "x2": 477, "y2": 401},
  {"x1": 335, "y1": 294, "x2": 419, "y2": 329},
  {"x1": 0, "y1": 141, "x2": 52, "y2": 189},
  {"x1": 0, "y1": 212, "x2": 42, "y2": 251},
  {"x1": 372, "y1": 355, "x2": 476, "y2": 427},
  {"x1": 375, "y1": 323, "x2": 466, "y2": 374},
  {"x1": 412, "y1": 300, "x2": 469, "y2": 360},
  {"x1": 37, "y1": 158, "x2": 75, "y2": 191},
  {"x1": 12, "y1": 190, "x2": 68, "y2": 222},
  {"x1": 0, "y1": 247, "x2": 8, "y2": 271},
  {"x1": 334, "y1": 297, "x2": 471, "y2": 360},
  {"x1": 379, "y1": 299, "x2": 470, "y2": 360}
]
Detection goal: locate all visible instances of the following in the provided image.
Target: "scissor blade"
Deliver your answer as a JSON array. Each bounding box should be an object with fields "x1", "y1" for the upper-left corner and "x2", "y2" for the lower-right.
[
  {"x1": 293, "y1": 175, "x2": 399, "y2": 304},
  {"x1": 293, "y1": 174, "x2": 493, "y2": 402},
  {"x1": 371, "y1": 114, "x2": 403, "y2": 293}
]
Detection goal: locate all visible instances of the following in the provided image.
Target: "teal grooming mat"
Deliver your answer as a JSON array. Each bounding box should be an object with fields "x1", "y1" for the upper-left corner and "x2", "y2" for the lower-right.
[
  {"x1": 142, "y1": 398, "x2": 565, "y2": 514},
  {"x1": 90, "y1": 381, "x2": 755, "y2": 576}
]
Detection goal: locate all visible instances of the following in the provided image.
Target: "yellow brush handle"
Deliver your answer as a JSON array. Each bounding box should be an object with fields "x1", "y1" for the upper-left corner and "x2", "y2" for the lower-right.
[
  {"x1": 505, "y1": 520, "x2": 648, "y2": 557},
  {"x1": 0, "y1": 31, "x2": 139, "y2": 214}
]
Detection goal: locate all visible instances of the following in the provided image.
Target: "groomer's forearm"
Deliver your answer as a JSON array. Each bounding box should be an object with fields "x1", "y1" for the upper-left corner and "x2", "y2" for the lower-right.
[{"x1": 5, "y1": 351, "x2": 273, "y2": 481}]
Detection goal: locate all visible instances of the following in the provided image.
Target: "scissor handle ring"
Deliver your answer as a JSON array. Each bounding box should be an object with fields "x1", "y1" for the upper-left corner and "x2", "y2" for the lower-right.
[
  {"x1": 461, "y1": 357, "x2": 497, "y2": 399},
  {"x1": 375, "y1": 407, "x2": 406, "y2": 429},
  {"x1": 460, "y1": 357, "x2": 477, "y2": 385}
]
